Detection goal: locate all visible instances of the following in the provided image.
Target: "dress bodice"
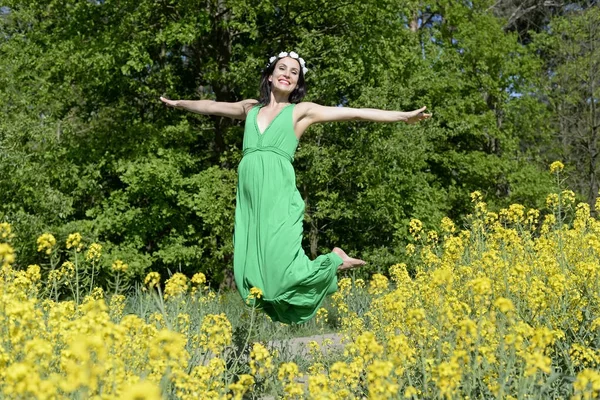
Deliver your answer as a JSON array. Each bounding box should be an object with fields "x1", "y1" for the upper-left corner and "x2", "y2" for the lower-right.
[{"x1": 242, "y1": 104, "x2": 299, "y2": 163}]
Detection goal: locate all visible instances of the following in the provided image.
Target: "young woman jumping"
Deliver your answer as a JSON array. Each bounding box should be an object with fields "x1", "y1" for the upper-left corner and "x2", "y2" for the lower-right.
[{"x1": 161, "y1": 51, "x2": 431, "y2": 324}]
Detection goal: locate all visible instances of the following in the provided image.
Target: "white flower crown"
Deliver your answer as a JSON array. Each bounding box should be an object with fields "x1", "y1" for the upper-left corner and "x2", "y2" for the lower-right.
[{"x1": 268, "y1": 51, "x2": 308, "y2": 75}]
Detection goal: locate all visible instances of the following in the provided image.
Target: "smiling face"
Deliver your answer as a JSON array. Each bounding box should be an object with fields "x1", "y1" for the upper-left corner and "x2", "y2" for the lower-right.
[{"x1": 268, "y1": 57, "x2": 301, "y2": 95}]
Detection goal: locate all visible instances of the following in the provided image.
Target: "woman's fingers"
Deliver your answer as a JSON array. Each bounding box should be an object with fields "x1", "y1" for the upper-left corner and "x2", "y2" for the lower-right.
[
  {"x1": 406, "y1": 107, "x2": 432, "y2": 124},
  {"x1": 160, "y1": 96, "x2": 177, "y2": 107},
  {"x1": 416, "y1": 107, "x2": 432, "y2": 119}
]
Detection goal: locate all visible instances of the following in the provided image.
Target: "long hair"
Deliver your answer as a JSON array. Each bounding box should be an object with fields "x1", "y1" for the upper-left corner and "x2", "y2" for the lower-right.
[{"x1": 257, "y1": 57, "x2": 307, "y2": 106}]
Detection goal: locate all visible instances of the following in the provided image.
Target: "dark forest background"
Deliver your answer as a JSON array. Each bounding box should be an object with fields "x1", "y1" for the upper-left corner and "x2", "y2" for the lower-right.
[{"x1": 1, "y1": 0, "x2": 598, "y2": 286}]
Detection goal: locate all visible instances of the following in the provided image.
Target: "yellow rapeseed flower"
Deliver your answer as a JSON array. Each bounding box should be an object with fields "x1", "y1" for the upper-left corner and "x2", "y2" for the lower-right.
[
  {"x1": 278, "y1": 362, "x2": 300, "y2": 382},
  {"x1": 164, "y1": 273, "x2": 189, "y2": 300},
  {"x1": 0, "y1": 242, "x2": 15, "y2": 265},
  {"x1": 368, "y1": 274, "x2": 389, "y2": 295},
  {"x1": 198, "y1": 313, "x2": 232, "y2": 354},
  {"x1": 570, "y1": 344, "x2": 600, "y2": 368},
  {"x1": 191, "y1": 271, "x2": 206, "y2": 286},
  {"x1": 0, "y1": 222, "x2": 13, "y2": 240},
  {"x1": 541, "y1": 214, "x2": 556, "y2": 234},
  {"x1": 493, "y1": 297, "x2": 515, "y2": 314},
  {"x1": 367, "y1": 360, "x2": 398, "y2": 399},
  {"x1": 470, "y1": 190, "x2": 483, "y2": 203},
  {"x1": 111, "y1": 259, "x2": 129, "y2": 273},
  {"x1": 121, "y1": 380, "x2": 162, "y2": 400},
  {"x1": 524, "y1": 351, "x2": 551, "y2": 376},
  {"x1": 549, "y1": 160, "x2": 564, "y2": 173},
  {"x1": 573, "y1": 369, "x2": 600, "y2": 400},
  {"x1": 506, "y1": 204, "x2": 525, "y2": 224},
  {"x1": 405, "y1": 243, "x2": 416, "y2": 256},
  {"x1": 37, "y1": 233, "x2": 56, "y2": 255},
  {"x1": 435, "y1": 359, "x2": 462, "y2": 398},
  {"x1": 574, "y1": 202, "x2": 591, "y2": 231},
  {"x1": 282, "y1": 381, "x2": 304, "y2": 399},
  {"x1": 440, "y1": 217, "x2": 456, "y2": 234},
  {"x1": 26, "y1": 264, "x2": 41, "y2": 283},
  {"x1": 144, "y1": 271, "x2": 160, "y2": 288},
  {"x1": 315, "y1": 308, "x2": 328, "y2": 326},
  {"x1": 350, "y1": 331, "x2": 383, "y2": 361},
  {"x1": 307, "y1": 374, "x2": 331, "y2": 397},
  {"x1": 60, "y1": 261, "x2": 75, "y2": 280},
  {"x1": 65, "y1": 232, "x2": 83, "y2": 252},
  {"x1": 468, "y1": 277, "x2": 492, "y2": 296},
  {"x1": 475, "y1": 201, "x2": 488, "y2": 216},
  {"x1": 546, "y1": 193, "x2": 559, "y2": 209},
  {"x1": 409, "y1": 218, "x2": 423, "y2": 240},
  {"x1": 249, "y1": 286, "x2": 263, "y2": 299},
  {"x1": 228, "y1": 374, "x2": 255, "y2": 400},
  {"x1": 109, "y1": 294, "x2": 127, "y2": 320},
  {"x1": 404, "y1": 385, "x2": 418, "y2": 398},
  {"x1": 337, "y1": 277, "x2": 352, "y2": 295},
  {"x1": 526, "y1": 208, "x2": 540, "y2": 226},
  {"x1": 427, "y1": 230, "x2": 439, "y2": 244},
  {"x1": 249, "y1": 342, "x2": 273, "y2": 377},
  {"x1": 86, "y1": 243, "x2": 102, "y2": 262},
  {"x1": 561, "y1": 190, "x2": 576, "y2": 207}
]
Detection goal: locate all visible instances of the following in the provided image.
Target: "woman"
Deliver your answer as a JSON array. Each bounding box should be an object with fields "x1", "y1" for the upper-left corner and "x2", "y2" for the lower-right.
[{"x1": 161, "y1": 51, "x2": 431, "y2": 324}]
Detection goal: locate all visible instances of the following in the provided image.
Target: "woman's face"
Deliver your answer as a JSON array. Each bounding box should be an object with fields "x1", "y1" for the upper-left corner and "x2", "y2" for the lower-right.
[{"x1": 269, "y1": 57, "x2": 301, "y2": 95}]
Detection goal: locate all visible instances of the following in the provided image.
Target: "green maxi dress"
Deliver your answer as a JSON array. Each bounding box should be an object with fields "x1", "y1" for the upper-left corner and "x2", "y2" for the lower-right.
[{"x1": 233, "y1": 103, "x2": 344, "y2": 324}]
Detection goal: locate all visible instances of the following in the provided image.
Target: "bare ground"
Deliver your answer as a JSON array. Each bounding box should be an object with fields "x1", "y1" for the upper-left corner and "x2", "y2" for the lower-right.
[
  {"x1": 260, "y1": 333, "x2": 345, "y2": 400},
  {"x1": 268, "y1": 332, "x2": 344, "y2": 357}
]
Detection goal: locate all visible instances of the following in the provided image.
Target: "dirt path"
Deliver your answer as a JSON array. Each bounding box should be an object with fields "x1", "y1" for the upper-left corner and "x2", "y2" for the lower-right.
[
  {"x1": 261, "y1": 333, "x2": 345, "y2": 400},
  {"x1": 268, "y1": 332, "x2": 344, "y2": 357}
]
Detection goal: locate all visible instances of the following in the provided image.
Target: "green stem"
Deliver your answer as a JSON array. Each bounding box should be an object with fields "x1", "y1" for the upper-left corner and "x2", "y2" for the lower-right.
[
  {"x1": 75, "y1": 251, "x2": 80, "y2": 305},
  {"x1": 115, "y1": 272, "x2": 120, "y2": 295},
  {"x1": 226, "y1": 300, "x2": 257, "y2": 387},
  {"x1": 89, "y1": 261, "x2": 95, "y2": 294}
]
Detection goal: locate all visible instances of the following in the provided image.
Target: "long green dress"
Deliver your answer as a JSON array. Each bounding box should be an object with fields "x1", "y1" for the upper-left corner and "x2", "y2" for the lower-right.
[{"x1": 233, "y1": 103, "x2": 344, "y2": 324}]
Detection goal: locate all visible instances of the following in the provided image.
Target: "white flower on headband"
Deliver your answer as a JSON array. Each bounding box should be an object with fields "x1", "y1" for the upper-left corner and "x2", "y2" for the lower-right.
[{"x1": 269, "y1": 51, "x2": 308, "y2": 74}]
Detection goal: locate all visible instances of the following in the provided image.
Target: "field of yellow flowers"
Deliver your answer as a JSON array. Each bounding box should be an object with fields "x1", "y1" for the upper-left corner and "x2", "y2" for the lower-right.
[{"x1": 1, "y1": 163, "x2": 600, "y2": 399}]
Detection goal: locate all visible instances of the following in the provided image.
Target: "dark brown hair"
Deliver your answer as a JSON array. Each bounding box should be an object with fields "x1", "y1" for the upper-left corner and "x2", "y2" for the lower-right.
[{"x1": 257, "y1": 57, "x2": 307, "y2": 106}]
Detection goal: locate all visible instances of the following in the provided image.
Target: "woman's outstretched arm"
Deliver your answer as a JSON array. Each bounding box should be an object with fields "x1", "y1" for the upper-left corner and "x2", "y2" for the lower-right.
[
  {"x1": 294, "y1": 102, "x2": 431, "y2": 136},
  {"x1": 160, "y1": 97, "x2": 258, "y2": 120}
]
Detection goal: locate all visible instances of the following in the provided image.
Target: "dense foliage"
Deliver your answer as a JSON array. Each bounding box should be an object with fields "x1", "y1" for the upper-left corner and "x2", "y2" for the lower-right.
[{"x1": 0, "y1": 0, "x2": 597, "y2": 284}]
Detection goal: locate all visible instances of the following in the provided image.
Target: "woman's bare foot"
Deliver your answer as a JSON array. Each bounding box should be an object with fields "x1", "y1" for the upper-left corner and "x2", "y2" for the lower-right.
[{"x1": 333, "y1": 247, "x2": 366, "y2": 271}]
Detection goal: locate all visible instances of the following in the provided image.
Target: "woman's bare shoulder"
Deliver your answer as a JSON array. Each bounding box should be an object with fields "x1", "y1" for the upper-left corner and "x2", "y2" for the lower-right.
[
  {"x1": 293, "y1": 101, "x2": 319, "y2": 118},
  {"x1": 241, "y1": 99, "x2": 260, "y2": 115}
]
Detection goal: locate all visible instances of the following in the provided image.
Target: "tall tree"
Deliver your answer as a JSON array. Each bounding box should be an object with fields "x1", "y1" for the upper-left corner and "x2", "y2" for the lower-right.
[
  {"x1": 534, "y1": 4, "x2": 600, "y2": 205},
  {"x1": 490, "y1": 0, "x2": 596, "y2": 43}
]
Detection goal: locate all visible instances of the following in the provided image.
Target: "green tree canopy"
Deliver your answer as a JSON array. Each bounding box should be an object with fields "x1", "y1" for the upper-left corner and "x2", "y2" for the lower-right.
[{"x1": 0, "y1": 0, "x2": 566, "y2": 285}]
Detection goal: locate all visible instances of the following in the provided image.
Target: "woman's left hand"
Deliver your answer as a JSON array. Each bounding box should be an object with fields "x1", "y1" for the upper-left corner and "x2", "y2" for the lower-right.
[{"x1": 405, "y1": 106, "x2": 432, "y2": 124}]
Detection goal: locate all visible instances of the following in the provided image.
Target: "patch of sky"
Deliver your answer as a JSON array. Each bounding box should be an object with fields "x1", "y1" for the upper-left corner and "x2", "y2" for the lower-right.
[
  {"x1": 337, "y1": 95, "x2": 349, "y2": 107},
  {"x1": 506, "y1": 81, "x2": 523, "y2": 98},
  {"x1": 564, "y1": 3, "x2": 585, "y2": 12}
]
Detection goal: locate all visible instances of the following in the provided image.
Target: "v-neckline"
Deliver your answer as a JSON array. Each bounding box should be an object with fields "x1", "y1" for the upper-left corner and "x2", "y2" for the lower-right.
[{"x1": 255, "y1": 104, "x2": 293, "y2": 136}]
